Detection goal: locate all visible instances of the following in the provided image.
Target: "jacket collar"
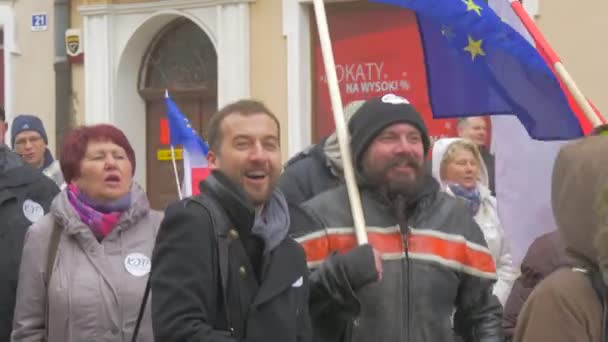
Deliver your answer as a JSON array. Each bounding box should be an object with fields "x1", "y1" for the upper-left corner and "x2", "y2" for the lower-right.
[
  {"x1": 41, "y1": 148, "x2": 55, "y2": 170},
  {"x1": 199, "y1": 170, "x2": 255, "y2": 233},
  {"x1": 0, "y1": 162, "x2": 42, "y2": 189}
]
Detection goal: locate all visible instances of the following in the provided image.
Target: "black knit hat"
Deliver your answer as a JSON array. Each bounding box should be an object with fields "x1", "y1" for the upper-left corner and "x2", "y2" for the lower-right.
[{"x1": 349, "y1": 94, "x2": 430, "y2": 166}]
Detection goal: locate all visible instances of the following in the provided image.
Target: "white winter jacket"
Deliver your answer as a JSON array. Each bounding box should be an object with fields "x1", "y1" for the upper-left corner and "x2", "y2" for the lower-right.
[{"x1": 431, "y1": 138, "x2": 517, "y2": 305}]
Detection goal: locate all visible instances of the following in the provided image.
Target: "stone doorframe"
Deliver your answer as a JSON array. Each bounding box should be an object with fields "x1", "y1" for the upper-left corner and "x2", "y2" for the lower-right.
[{"x1": 79, "y1": 0, "x2": 253, "y2": 189}]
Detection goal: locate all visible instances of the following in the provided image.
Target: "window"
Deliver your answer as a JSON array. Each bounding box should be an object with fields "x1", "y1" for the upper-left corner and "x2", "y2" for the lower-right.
[{"x1": 139, "y1": 18, "x2": 217, "y2": 91}]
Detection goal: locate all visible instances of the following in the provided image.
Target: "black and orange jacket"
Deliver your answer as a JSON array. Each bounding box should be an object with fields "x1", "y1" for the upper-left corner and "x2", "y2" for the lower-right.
[{"x1": 292, "y1": 175, "x2": 503, "y2": 342}]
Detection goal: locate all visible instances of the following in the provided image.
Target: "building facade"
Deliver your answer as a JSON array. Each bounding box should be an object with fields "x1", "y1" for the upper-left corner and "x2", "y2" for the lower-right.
[{"x1": 0, "y1": 0, "x2": 605, "y2": 208}]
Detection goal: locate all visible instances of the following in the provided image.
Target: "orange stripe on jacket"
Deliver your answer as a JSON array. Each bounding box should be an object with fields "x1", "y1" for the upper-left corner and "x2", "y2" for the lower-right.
[
  {"x1": 297, "y1": 228, "x2": 496, "y2": 277},
  {"x1": 298, "y1": 229, "x2": 403, "y2": 264},
  {"x1": 409, "y1": 233, "x2": 496, "y2": 274}
]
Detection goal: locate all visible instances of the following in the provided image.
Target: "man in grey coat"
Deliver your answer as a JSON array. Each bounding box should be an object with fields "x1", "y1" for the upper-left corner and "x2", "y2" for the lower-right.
[{"x1": 279, "y1": 100, "x2": 364, "y2": 204}]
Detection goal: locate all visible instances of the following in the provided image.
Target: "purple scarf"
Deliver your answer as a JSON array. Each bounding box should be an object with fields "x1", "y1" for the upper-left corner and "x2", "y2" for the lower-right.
[
  {"x1": 67, "y1": 184, "x2": 131, "y2": 241},
  {"x1": 448, "y1": 183, "x2": 481, "y2": 216}
]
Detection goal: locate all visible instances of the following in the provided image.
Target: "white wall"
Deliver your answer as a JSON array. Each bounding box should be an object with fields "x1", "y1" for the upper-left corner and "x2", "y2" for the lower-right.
[{"x1": 79, "y1": 0, "x2": 251, "y2": 189}]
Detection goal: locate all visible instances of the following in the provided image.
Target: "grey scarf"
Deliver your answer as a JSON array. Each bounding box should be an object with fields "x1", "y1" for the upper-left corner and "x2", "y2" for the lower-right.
[{"x1": 252, "y1": 189, "x2": 290, "y2": 253}]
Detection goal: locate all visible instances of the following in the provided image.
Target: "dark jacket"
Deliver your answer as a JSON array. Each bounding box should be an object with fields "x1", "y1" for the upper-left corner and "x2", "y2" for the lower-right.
[
  {"x1": 295, "y1": 175, "x2": 503, "y2": 342},
  {"x1": 479, "y1": 146, "x2": 495, "y2": 196},
  {"x1": 503, "y1": 231, "x2": 571, "y2": 341},
  {"x1": 150, "y1": 171, "x2": 312, "y2": 342},
  {"x1": 0, "y1": 146, "x2": 59, "y2": 341},
  {"x1": 279, "y1": 140, "x2": 341, "y2": 205}
]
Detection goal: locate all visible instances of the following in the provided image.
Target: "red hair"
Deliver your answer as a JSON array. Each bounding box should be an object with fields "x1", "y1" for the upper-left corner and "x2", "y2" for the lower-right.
[{"x1": 60, "y1": 124, "x2": 136, "y2": 183}]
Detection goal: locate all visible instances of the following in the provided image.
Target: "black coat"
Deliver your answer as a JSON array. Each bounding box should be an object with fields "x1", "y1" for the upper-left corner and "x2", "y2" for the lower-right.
[
  {"x1": 0, "y1": 151, "x2": 59, "y2": 341},
  {"x1": 151, "y1": 171, "x2": 312, "y2": 342},
  {"x1": 279, "y1": 141, "x2": 341, "y2": 205}
]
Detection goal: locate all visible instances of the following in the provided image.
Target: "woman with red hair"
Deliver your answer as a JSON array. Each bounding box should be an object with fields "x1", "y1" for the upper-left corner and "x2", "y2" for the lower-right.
[{"x1": 11, "y1": 124, "x2": 161, "y2": 342}]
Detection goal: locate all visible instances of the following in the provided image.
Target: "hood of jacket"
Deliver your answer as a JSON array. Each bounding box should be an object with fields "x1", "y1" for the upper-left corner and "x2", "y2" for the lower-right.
[
  {"x1": 430, "y1": 138, "x2": 490, "y2": 194},
  {"x1": 551, "y1": 136, "x2": 608, "y2": 269},
  {"x1": 0, "y1": 144, "x2": 23, "y2": 173},
  {"x1": 519, "y1": 230, "x2": 571, "y2": 286},
  {"x1": 51, "y1": 182, "x2": 152, "y2": 235},
  {"x1": 0, "y1": 144, "x2": 48, "y2": 189}
]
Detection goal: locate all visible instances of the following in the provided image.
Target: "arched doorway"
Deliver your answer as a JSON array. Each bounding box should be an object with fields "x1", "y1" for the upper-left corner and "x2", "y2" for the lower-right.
[{"x1": 138, "y1": 18, "x2": 218, "y2": 210}]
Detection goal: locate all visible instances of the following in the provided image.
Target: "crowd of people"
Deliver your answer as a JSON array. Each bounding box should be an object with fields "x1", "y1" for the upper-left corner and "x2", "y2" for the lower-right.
[{"x1": 0, "y1": 94, "x2": 606, "y2": 342}]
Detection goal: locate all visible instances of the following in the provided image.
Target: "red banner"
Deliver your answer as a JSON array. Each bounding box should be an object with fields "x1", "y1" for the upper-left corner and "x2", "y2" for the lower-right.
[{"x1": 313, "y1": 4, "x2": 459, "y2": 149}]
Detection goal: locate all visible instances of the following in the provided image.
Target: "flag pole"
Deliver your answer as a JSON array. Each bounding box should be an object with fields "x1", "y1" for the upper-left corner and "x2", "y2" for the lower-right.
[
  {"x1": 510, "y1": 1, "x2": 604, "y2": 127},
  {"x1": 165, "y1": 89, "x2": 184, "y2": 200},
  {"x1": 312, "y1": 0, "x2": 368, "y2": 245},
  {"x1": 170, "y1": 145, "x2": 183, "y2": 200},
  {"x1": 553, "y1": 62, "x2": 603, "y2": 127}
]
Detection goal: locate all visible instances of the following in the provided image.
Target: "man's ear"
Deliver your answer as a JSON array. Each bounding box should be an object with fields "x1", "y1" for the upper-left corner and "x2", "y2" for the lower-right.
[{"x1": 207, "y1": 150, "x2": 219, "y2": 169}]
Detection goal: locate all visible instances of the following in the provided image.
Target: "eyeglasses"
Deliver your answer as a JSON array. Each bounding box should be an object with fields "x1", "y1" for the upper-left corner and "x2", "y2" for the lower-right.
[{"x1": 15, "y1": 136, "x2": 43, "y2": 147}]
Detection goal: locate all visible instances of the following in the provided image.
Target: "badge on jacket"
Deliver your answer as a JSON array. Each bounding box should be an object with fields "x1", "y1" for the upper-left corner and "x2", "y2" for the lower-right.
[
  {"x1": 124, "y1": 253, "x2": 151, "y2": 277},
  {"x1": 23, "y1": 199, "x2": 44, "y2": 223},
  {"x1": 292, "y1": 276, "x2": 303, "y2": 288}
]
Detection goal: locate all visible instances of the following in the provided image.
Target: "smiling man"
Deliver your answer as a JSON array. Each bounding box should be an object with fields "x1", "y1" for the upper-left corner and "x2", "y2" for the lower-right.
[
  {"x1": 11, "y1": 115, "x2": 64, "y2": 188},
  {"x1": 295, "y1": 95, "x2": 502, "y2": 342},
  {"x1": 150, "y1": 100, "x2": 312, "y2": 342}
]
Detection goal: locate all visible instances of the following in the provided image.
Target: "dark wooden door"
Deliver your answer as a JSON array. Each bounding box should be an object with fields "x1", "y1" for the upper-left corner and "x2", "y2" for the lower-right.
[{"x1": 137, "y1": 18, "x2": 218, "y2": 210}]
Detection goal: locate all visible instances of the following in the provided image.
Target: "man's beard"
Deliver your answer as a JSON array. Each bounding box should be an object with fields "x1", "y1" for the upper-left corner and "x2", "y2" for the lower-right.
[{"x1": 362, "y1": 155, "x2": 425, "y2": 200}]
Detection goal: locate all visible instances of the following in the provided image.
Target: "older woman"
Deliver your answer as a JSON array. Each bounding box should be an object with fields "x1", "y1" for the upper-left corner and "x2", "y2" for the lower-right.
[
  {"x1": 431, "y1": 138, "x2": 517, "y2": 306},
  {"x1": 11, "y1": 124, "x2": 162, "y2": 342}
]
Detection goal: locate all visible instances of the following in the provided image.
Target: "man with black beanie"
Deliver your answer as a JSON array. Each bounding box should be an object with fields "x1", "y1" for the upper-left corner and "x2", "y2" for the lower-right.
[{"x1": 294, "y1": 94, "x2": 502, "y2": 342}]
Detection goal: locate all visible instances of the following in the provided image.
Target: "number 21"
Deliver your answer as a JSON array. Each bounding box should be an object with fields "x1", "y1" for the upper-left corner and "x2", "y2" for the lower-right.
[{"x1": 34, "y1": 15, "x2": 45, "y2": 26}]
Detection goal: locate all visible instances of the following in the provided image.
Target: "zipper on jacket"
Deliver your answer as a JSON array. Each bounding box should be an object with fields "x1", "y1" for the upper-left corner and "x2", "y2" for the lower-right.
[
  {"x1": 404, "y1": 228, "x2": 411, "y2": 342},
  {"x1": 398, "y1": 222, "x2": 412, "y2": 342}
]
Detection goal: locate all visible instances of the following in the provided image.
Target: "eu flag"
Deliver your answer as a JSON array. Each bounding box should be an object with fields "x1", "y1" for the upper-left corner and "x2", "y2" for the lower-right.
[
  {"x1": 165, "y1": 91, "x2": 210, "y2": 196},
  {"x1": 370, "y1": 0, "x2": 584, "y2": 140},
  {"x1": 165, "y1": 92, "x2": 209, "y2": 155}
]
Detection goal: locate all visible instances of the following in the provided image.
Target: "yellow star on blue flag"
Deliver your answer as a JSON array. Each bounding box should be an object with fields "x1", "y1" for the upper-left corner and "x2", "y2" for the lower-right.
[
  {"x1": 370, "y1": 0, "x2": 586, "y2": 140},
  {"x1": 464, "y1": 35, "x2": 485, "y2": 60},
  {"x1": 462, "y1": 0, "x2": 482, "y2": 16}
]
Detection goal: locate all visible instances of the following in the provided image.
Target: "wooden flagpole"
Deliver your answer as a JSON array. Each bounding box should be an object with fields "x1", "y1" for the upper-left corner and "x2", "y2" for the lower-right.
[
  {"x1": 170, "y1": 145, "x2": 183, "y2": 200},
  {"x1": 312, "y1": 0, "x2": 368, "y2": 245},
  {"x1": 165, "y1": 89, "x2": 184, "y2": 200},
  {"x1": 510, "y1": 1, "x2": 604, "y2": 128}
]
